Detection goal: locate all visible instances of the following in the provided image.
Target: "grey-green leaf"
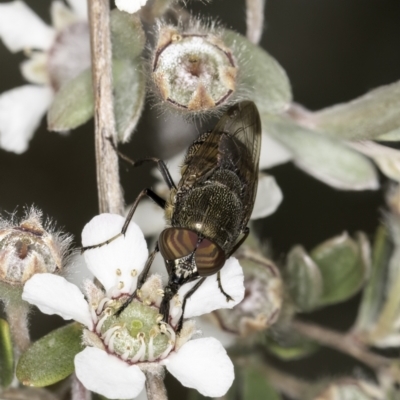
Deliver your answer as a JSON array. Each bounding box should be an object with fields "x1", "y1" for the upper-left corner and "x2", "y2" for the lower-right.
[
  {"x1": 355, "y1": 226, "x2": 392, "y2": 333},
  {"x1": 0, "y1": 318, "x2": 14, "y2": 389},
  {"x1": 263, "y1": 114, "x2": 379, "y2": 190},
  {"x1": 313, "y1": 80, "x2": 400, "y2": 140},
  {"x1": 222, "y1": 30, "x2": 292, "y2": 115},
  {"x1": 285, "y1": 245, "x2": 323, "y2": 312},
  {"x1": 311, "y1": 232, "x2": 371, "y2": 307},
  {"x1": 16, "y1": 323, "x2": 84, "y2": 387}
]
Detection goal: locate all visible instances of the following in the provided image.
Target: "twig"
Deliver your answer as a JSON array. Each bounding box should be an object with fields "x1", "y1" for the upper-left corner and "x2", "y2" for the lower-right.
[
  {"x1": 4, "y1": 301, "x2": 30, "y2": 358},
  {"x1": 245, "y1": 0, "x2": 266, "y2": 44},
  {"x1": 71, "y1": 373, "x2": 91, "y2": 400},
  {"x1": 88, "y1": 0, "x2": 124, "y2": 215},
  {"x1": 145, "y1": 371, "x2": 168, "y2": 400},
  {"x1": 292, "y1": 319, "x2": 391, "y2": 371}
]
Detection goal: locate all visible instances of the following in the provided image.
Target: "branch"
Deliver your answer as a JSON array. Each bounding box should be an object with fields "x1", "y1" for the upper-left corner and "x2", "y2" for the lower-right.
[
  {"x1": 292, "y1": 319, "x2": 391, "y2": 371},
  {"x1": 88, "y1": 0, "x2": 124, "y2": 215},
  {"x1": 246, "y1": 0, "x2": 266, "y2": 44}
]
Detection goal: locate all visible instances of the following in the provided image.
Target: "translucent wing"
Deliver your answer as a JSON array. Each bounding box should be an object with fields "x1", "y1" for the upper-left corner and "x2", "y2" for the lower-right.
[{"x1": 180, "y1": 101, "x2": 261, "y2": 228}]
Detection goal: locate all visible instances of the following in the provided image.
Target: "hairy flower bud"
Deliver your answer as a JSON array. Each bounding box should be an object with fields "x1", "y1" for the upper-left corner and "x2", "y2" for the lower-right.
[
  {"x1": 0, "y1": 208, "x2": 71, "y2": 287},
  {"x1": 152, "y1": 20, "x2": 238, "y2": 113}
]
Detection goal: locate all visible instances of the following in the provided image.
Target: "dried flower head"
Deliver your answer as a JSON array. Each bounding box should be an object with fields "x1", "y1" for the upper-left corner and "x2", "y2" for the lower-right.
[
  {"x1": 0, "y1": 207, "x2": 71, "y2": 287},
  {"x1": 151, "y1": 18, "x2": 241, "y2": 115}
]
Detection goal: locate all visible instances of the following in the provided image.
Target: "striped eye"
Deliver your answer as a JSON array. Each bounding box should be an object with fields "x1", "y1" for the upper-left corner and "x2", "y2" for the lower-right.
[{"x1": 158, "y1": 228, "x2": 226, "y2": 276}]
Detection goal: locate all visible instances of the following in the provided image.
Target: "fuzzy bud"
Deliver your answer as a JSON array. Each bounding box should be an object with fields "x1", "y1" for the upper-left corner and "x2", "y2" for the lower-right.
[
  {"x1": 152, "y1": 22, "x2": 237, "y2": 113},
  {"x1": 0, "y1": 208, "x2": 71, "y2": 287}
]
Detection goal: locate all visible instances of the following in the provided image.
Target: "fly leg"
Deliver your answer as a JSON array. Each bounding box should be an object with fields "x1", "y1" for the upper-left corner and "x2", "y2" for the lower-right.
[
  {"x1": 81, "y1": 188, "x2": 165, "y2": 252},
  {"x1": 217, "y1": 227, "x2": 250, "y2": 301},
  {"x1": 175, "y1": 277, "x2": 206, "y2": 333}
]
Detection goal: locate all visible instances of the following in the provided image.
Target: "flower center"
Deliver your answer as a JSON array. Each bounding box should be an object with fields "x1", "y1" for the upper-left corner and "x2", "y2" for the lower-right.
[{"x1": 94, "y1": 296, "x2": 176, "y2": 363}]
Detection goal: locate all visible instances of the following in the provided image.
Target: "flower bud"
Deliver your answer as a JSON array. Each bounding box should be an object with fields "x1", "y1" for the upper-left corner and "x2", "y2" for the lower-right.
[
  {"x1": 214, "y1": 257, "x2": 283, "y2": 337},
  {"x1": 0, "y1": 208, "x2": 71, "y2": 288},
  {"x1": 152, "y1": 21, "x2": 238, "y2": 113}
]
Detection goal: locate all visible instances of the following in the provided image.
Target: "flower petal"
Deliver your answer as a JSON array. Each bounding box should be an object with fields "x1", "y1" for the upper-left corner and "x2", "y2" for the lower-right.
[
  {"x1": 130, "y1": 199, "x2": 165, "y2": 237},
  {"x1": 66, "y1": 0, "x2": 88, "y2": 20},
  {"x1": 51, "y1": 1, "x2": 80, "y2": 31},
  {"x1": 75, "y1": 347, "x2": 146, "y2": 399},
  {"x1": 251, "y1": 174, "x2": 283, "y2": 219},
  {"x1": 164, "y1": 337, "x2": 234, "y2": 397},
  {"x1": 81, "y1": 214, "x2": 148, "y2": 295},
  {"x1": 179, "y1": 257, "x2": 245, "y2": 318},
  {"x1": 0, "y1": 1, "x2": 55, "y2": 52},
  {"x1": 20, "y1": 52, "x2": 49, "y2": 85},
  {"x1": 115, "y1": 0, "x2": 148, "y2": 14},
  {"x1": 0, "y1": 85, "x2": 53, "y2": 153},
  {"x1": 22, "y1": 273, "x2": 93, "y2": 329},
  {"x1": 259, "y1": 132, "x2": 292, "y2": 169}
]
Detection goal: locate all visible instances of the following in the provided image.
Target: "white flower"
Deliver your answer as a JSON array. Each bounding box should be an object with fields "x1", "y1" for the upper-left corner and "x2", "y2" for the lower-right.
[
  {"x1": 22, "y1": 213, "x2": 244, "y2": 399},
  {"x1": 115, "y1": 0, "x2": 148, "y2": 14},
  {"x1": 0, "y1": 1, "x2": 90, "y2": 153}
]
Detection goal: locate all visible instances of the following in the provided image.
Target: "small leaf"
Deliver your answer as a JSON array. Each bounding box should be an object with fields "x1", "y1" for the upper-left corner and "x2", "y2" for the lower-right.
[
  {"x1": 285, "y1": 245, "x2": 323, "y2": 312},
  {"x1": 222, "y1": 30, "x2": 292, "y2": 115},
  {"x1": 355, "y1": 226, "x2": 392, "y2": 333},
  {"x1": 17, "y1": 323, "x2": 84, "y2": 387},
  {"x1": 311, "y1": 232, "x2": 371, "y2": 307},
  {"x1": 262, "y1": 114, "x2": 379, "y2": 190},
  {"x1": 47, "y1": 68, "x2": 93, "y2": 132},
  {"x1": 377, "y1": 127, "x2": 400, "y2": 141},
  {"x1": 242, "y1": 365, "x2": 282, "y2": 400},
  {"x1": 313, "y1": 80, "x2": 400, "y2": 140},
  {"x1": 0, "y1": 318, "x2": 14, "y2": 388},
  {"x1": 264, "y1": 333, "x2": 319, "y2": 360}
]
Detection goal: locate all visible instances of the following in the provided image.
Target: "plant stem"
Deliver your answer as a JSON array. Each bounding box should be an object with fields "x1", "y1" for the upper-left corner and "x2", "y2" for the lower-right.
[
  {"x1": 292, "y1": 319, "x2": 391, "y2": 370},
  {"x1": 246, "y1": 0, "x2": 266, "y2": 44},
  {"x1": 72, "y1": 373, "x2": 91, "y2": 400},
  {"x1": 4, "y1": 301, "x2": 30, "y2": 358},
  {"x1": 145, "y1": 371, "x2": 168, "y2": 400},
  {"x1": 88, "y1": 0, "x2": 124, "y2": 215}
]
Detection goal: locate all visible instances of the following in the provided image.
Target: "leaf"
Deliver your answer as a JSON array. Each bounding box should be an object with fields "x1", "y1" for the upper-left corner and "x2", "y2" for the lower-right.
[
  {"x1": 285, "y1": 245, "x2": 323, "y2": 312},
  {"x1": 0, "y1": 318, "x2": 14, "y2": 388},
  {"x1": 17, "y1": 323, "x2": 84, "y2": 387},
  {"x1": 242, "y1": 365, "x2": 282, "y2": 400},
  {"x1": 313, "y1": 80, "x2": 400, "y2": 140},
  {"x1": 222, "y1": 30, "x2": 292, "y2": 115},
  {"x1": 262, "y1": 114, "x2": 379, "y2": 190},
  {"x1": 311, "y1": 232, "x2": 371, "y2": 307},
  {"x1": 355, "y1": 226, "x2": 392, "y2": 333}
]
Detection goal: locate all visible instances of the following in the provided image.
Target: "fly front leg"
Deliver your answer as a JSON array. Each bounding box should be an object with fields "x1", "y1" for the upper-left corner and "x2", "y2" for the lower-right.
[
  {"x1": 217, "y1": 271, "x2": 234, "y2": 302},
  {"x1": 81, "y1": 188, "x2": 165, "y2": 253}
]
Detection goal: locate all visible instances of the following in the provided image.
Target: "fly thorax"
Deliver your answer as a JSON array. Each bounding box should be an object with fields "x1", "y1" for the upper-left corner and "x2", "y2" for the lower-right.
[{"x1": 208, "y1": 169, "x2": 243, "y2": 198}]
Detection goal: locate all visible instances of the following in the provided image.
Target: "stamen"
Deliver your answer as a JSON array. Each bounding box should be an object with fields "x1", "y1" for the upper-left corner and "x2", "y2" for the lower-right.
[
  {"x1": 116, "y1": 268, "x2": 122, "y2": 276},
  {"x1": 118, "y1": 281, "x2": 124, "y2": 290},
  {"x1": 165, "y1": 324, "x2": 176, "y2": 343},
  {"x1": 97, "y1": 297, "x2": 111, "y2": 314},
  {"x1": 108, "y1": 331, "x2": 121, "y2": 353},
  {"x1": 131, "y1": 269, "x2": 137, "y2": 277},
  {"x1": 130, "y1": 333, "x2": 146, "y2": 363},
  {"x1": 95, "y1": 308, "x2": 112, "y2": 334},
  {"x1": 121, "y1": 346, "x2": 131, "y2": 361},
  {"x1": 90, "y1": 306, "x2": 98, "y2": 324},
  {"x1": 102, "y1": 325, "x2": 121, "y2": 345},
  {"x1": 159, "y1": 340, "x2": 174, "y2": 360},
  {"x1": 148, "y1": 334, "x2": 155, "y2": 361}
]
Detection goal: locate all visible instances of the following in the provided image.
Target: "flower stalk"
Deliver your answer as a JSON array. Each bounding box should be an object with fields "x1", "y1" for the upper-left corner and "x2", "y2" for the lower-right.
[
  {"x1": 87, "y1": 0, "x2": 124, "y2": 215},
  {"x1": 145, "y1": 371, "x2": 168, "y2": 400}
]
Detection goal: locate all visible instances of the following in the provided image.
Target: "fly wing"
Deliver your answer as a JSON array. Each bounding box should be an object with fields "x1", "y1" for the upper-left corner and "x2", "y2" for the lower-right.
[
  {"x1": 216, "y1": 101, "x2": 262, "y2": 228},
  {"x1": 179, "y1": 101, "x2": 261, "y2": 227}
]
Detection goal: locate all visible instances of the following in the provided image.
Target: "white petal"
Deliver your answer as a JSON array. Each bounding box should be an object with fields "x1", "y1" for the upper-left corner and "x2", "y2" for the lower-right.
[
  {"x1": 0, "y1": 1, "x2": 55, "y2": 52},
  {"x1": 195, "y1": 316, "x2": 237, "y2": 348},
  {"x1": 22, "y1": 273, "x2": 93, "y2": 329},
  {"x1": 75, "y1": 347, "x2": 146, "y2": 399},
  {"x1": 0, "y1": 85, "x2": 53, "y2": 153},
  {"x1": 179, "y1": 257, "x2": 245, "y2": 318},
  {"x1": 64, "y1": 252, "x2": 94, "y2": 288},
  {"x1": 251, "y1": 174, "x2": 283, "y2": 219},
  {"x1": 82, "y1": 214, "x2": 148, "y2": 294},
  {"x1": 164, "y1": 337, "x2": 234, "y2": 397},
  {"x1": 259, "y1": 132, "x2": 292, "y2": 169},
  {"x1": 115, "y1": 0, "x2": 148, "y2": 14},
  {"x1": 66, "y1": 0, "x2": 88, "y2": 20},
  {"x1": 130, "y1": 199, "x2": 165, "y2": 237}
]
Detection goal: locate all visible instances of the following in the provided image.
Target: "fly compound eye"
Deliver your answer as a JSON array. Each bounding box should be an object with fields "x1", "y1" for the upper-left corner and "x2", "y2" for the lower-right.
[
  {"x1": 159, "y1": 228, "x2": 198, "y2": 261},
  {"x1": 195, "y1": 238, "x2": 226, "y2": 276},
  {"x1": 158, "y1": 228, "x2": 226, "y2": 276}
]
